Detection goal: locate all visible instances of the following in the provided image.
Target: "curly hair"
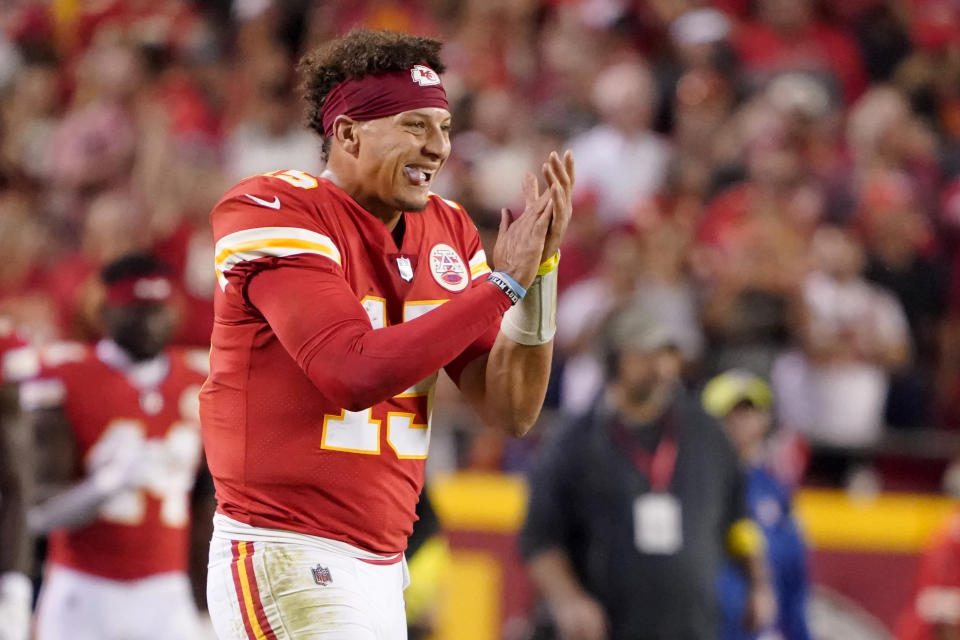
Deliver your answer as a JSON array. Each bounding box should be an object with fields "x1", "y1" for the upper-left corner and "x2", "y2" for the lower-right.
[{"x1": 298, "y1": 29, "x2": 446, "y2": 159}]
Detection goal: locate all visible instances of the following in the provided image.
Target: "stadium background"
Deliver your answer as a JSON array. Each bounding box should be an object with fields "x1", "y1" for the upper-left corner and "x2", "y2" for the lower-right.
[{"x1": 3, "y1": 0, "x2": 960, "y2": 637}]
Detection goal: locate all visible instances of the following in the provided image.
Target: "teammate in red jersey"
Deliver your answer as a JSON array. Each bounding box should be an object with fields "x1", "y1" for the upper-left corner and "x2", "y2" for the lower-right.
[
  {"x1": 0, "y1": 318, "x2": 38, "y2": 640},
  {"x1": 202, "y1": 29, "x2": 574, "y2": 639},
  {"x1": 23, "y1": 254, "x2": 208, "y2": 640},
  {"x1": 897, "y1": 507, "x2": 960, "y2": 640}
]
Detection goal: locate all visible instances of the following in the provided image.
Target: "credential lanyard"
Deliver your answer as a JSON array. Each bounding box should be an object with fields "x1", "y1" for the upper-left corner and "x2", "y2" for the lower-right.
[{"x1": 613, "y1": 409, "x2": 679, "y2": 492}]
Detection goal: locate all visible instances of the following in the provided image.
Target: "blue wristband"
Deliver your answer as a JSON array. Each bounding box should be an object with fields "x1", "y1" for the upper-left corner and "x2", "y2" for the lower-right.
[{"x1": 487, "y1": 271, "x2": 526, "y2": 305}]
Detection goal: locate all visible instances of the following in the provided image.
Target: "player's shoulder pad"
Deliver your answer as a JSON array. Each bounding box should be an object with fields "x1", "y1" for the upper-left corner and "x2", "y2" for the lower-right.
[
  {"x1": 15, "y1": 341, "x2": 85, "y2": 410},
  {"x1": 428, "y1": 192, "x2": 479, "y2": 233},
  {"x1": 39, "y1": 341, "x2": 89, "y2": 370},
  {"x1": 213, "y1": 171, "x2": 343, "y2": 289},
  {"x1": 2, "y1": 344, "x2": 39, "y2": 383},
  {"x1": 428, "y1": 192, "x2": 466, "y2": 215},
  {"x1": 214, "y1": 170, "x2": 325, "y2": 223}
]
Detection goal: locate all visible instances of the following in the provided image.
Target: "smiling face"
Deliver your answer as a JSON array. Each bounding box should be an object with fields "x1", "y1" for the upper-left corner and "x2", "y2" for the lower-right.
[{"x1": 343, "y1": 107, "x2": 451, "y2": 221}]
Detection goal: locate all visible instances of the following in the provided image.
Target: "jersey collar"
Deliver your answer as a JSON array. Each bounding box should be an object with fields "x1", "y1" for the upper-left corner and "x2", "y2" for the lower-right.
[{"x1": 95, "y1": 339, "x2": 170, "y2": 390}]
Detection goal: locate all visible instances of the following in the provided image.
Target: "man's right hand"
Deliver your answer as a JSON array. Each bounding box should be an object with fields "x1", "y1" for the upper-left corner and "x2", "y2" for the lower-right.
[
  {"x1": 549, "y1": 590, "x2": 609, "y2": 640},
  {"x1": 492, "y1": 173, "x2": 554, "y2": 290}
]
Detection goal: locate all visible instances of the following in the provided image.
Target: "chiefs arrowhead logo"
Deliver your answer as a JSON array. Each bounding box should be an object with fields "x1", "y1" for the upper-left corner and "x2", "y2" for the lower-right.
[{"x1": 410, "y1": 65, "x2": 441, "y2": 87}]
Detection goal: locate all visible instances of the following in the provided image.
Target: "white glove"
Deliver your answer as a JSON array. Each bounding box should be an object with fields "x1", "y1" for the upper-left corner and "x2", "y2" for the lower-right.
[
  {"x1": 28, "y1": 435, "x2": 150, "y2": 534},
  {"x1": 0, "y1": 572, "x2": 32, "y2": 640}
]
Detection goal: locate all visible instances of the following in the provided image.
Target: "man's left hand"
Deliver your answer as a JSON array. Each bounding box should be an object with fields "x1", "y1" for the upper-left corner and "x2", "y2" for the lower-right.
[{"x1": 540, "y1": 149, "x2": 574, "y2": 262}]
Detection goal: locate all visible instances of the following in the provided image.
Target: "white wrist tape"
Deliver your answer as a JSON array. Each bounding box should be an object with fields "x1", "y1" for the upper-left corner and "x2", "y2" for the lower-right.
[{"x1": 500, "y1": 266, "x2": 558, "y2": 345}]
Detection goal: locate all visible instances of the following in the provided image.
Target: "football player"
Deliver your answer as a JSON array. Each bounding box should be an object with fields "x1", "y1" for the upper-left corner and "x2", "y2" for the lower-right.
[
  {"x1": 202, "y1": 29, "x2": 574, "y2": 639},
  {"x1": 0, "y1": 318, "x2": 37, "y2": 640},
  {"x1": 23, "y1": 253, "x2": 208, "y2": 640}
]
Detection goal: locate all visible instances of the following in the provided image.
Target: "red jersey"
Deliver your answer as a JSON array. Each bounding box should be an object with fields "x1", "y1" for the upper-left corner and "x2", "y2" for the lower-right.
[
  {"x1": 897, "y1": 509, "x2": 960, "y2": 639},
  {"x1": 29, "y1": 340, "x2": 207, "y2": 580},
  {"x1": 201, "y1": 170, "x2": 507, "y2": 554}
]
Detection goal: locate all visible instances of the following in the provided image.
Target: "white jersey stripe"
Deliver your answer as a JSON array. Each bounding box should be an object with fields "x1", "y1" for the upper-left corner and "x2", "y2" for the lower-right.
[
  {"x1": 468, "y1": 249, "x2": 491, "y2": 279},
  {"x1": 468, "y1": 249, "x2": 487, "y2": 269}
]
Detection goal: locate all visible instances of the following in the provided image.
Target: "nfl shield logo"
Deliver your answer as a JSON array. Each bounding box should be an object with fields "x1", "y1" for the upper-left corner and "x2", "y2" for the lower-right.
[
  {"x1": 311, "y1": 565, "x2": 333, "y2": 586},
  {"x1": 397, "y1": 256, "x2": 414, "y2": 282}
]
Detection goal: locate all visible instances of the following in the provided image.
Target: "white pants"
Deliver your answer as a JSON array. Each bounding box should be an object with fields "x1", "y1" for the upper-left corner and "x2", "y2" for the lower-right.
[
  {"x1": 207, "y1": 525, "x2": 408, "y2": 640},
  {"x1": 35, "y1": 565, "x2": 201, "y2": 640}
]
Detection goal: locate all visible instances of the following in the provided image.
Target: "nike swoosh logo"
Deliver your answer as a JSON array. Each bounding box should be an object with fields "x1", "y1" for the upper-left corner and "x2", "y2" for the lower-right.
[{"x1": 244, "y1": 194, "x2": 281, "y2": 209}]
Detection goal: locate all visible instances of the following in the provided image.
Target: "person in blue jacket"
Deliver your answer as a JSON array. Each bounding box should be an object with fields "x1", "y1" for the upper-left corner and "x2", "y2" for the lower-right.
[{"x1": 703, "y1": 369, "x2": 812, "y2": 640}]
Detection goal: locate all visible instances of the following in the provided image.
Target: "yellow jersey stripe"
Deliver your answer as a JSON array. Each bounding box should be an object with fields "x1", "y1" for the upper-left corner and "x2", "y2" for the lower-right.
[
  {"x1": 215, "y1": 237, "x2": 341, "y2": 268},
  {"x1": 236, "y1": 542, "x2": 269, "y2": 640},
  {"x1": 470, "y1": 263, "x2": 491, "y2": 277}
]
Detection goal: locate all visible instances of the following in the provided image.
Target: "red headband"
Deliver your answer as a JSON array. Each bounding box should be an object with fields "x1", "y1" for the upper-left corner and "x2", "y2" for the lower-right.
[
  {"x1": 321, "y1": 65, "x2": 449, "y2": 137},
  {"x1": 106, "y1": 275, "x2": 173, "y2": 305}
]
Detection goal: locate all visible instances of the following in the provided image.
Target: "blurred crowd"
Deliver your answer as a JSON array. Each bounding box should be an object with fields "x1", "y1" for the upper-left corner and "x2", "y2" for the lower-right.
[{"x1": 2, "y1": 0, "x2": 960, "y2": 491}]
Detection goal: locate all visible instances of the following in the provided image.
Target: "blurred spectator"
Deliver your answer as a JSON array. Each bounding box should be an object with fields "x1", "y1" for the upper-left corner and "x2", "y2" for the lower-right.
[
  {"x1": 891, "y1": 1, "x2": 960, "y2": 150},
  {"x1": 47, "y1": 41, "x2": 143, "y2": 225},
  {"x1": 45, "y1": 189, "x2": 151, "y2": 341},
  {"x1": 0, "y1": 195, "x2": 58, "y2": 343},
  {"x1": 661, "y1": 7, "x2": 738, "y2": 152},
  {"x1": 23, "y1": 253, "x2": 209, "y2": 639},
  {"x1": 569, "y1": 59, "x2": 672, "y2": 228},
  {"x1": 0, "y1": 52, "x2": 60, "y2": 184},
  {"x1": 149, "y1": 166, "x2": 220, "y2": 347},
  {"x1": 446, "y1": 88, "x2": 539, "y2": 223},
  {"x1": 0, "y1": 318, "x2": 36, "y2": 640},
  {"x1": 896, "y1": 506, "x2": 960, "y2": 640},
  {"x1": 223, "y1": 67, "x2": 321, "y2": 183},
  {"x1": 773, "y1": 226, "x2": 910, "y2": 482},
  {"x1": 846, "y1": 86, "x2": 940, "y2": 221},
  {"x1": 703, "y1": 369, "x2": 811, "y2": 640},
  {"x1": 762, "y1": 73, "x2": 845, "y2": 212},
  {"x1": 555, "y1": 234, "x2": 642, "y2": 414},
  {"x1": 635, "y1": 220, "x2": 704, "y2": 369},
  {"x1": 61, "y1": 0, "x2": 202, "y2": 57},
  {"x1": 439, "y1": 0, "x2": 540, "y2": 92},
  {"x1": 521, "y1": 303, "x2": 775, "y2": 640},
  {"x1": 859, "y1": 172, "x2": 948, "y2": 428},
  {"x1": 732, "y1": 0, "x2": 867, "y2": 104},
  {"x1": 554, "y1": 190, "x2": 608, "y2": 292},
  {"x1": 697, "y1": 101, "x2": 814, "y2": 378},
  {"x1": 851, "y1": 2, "x2": 912, "y2": 83}
]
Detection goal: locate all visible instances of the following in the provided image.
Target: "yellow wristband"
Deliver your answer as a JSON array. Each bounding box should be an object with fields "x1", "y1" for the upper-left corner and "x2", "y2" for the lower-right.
[{"x1": 537, "y1": 250, "x2": 561, "y2": 276}]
